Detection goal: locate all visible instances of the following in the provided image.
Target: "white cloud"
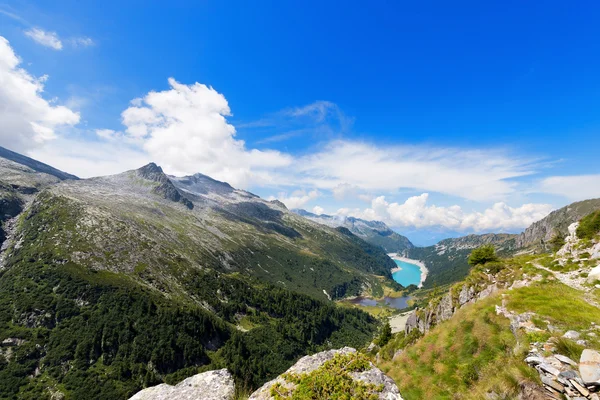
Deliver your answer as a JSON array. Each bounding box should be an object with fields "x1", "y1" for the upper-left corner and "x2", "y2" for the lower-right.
[
  {"x1": 0, "y1": 36, "x2": 79, "y2": 152},
  {"x1": 268, "y1": 189, "x2": 320, "y2": 209},
  {"x1": 312, "y1": 206, "x2": 325, "y2": 215},
  {"x1": 117, "y1": 78, "x2": 292, "y2": 187},
  {"x1": 95, "y1": 129, "x2": 121, "y2": 140},
  {"x1": 332, "y1": 183, "x2": 360, "y2": 200},
  {"x1": 28, "y1": 137, "x2": 148, "y2": 178},
  {"x1": 336, "y1": 193, "x2": 553, "y2": 232},
  {"x1": 293, "y1": 141, "x2": 536, "y2": 202},
  {"x1": 24, "y1": 28, "x2": 63, "y2": 50},
  {"x1": 538, "y1": 175, "x2": 600, "y2": 201}
]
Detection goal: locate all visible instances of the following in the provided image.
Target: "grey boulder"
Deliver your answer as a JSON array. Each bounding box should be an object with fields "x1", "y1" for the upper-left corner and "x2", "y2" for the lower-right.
[
  {"x1": 129, "y1": 369, "x2": 234, "y2": 400},
  {"x1": 580, "y1": 349, "x2": 600, "y2": 385}
]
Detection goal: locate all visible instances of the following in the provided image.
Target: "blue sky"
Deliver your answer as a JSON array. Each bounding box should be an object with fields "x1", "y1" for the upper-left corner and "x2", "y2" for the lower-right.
[{"x1": 1, "y1": 1, "x2": 600, "y2": 244}]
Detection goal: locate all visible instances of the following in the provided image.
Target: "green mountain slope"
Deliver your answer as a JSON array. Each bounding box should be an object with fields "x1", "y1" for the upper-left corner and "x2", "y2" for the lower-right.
[
  {"x1": 0, "y1": 156, "x2": 397, "y2": 399},
  {"x1": 407, "y1": 233, "x2": 517, "y2": 288}
]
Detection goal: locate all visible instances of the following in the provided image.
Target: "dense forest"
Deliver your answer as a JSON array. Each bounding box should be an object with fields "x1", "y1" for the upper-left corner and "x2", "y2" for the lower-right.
[{"x1": 0, "y1": 252, "x2": 377, "y2": 399}]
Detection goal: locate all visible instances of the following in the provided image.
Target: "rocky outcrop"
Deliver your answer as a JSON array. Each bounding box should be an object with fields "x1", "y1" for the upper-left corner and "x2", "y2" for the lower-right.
[
  {"x1": 249, "y1": 347, "x2": 403, "y2": 400},
  {"x1": 136, "y1": 163, "x2": 194, "y2": 209},
  {"x1": 128, "y1": 369, "x2": 235, "y2": 400},
  {"x1": 517, "y1": 199, "x2": 600, "y2": 251},
  {"x1": 405, "y1": 282, "x2": 500, "y2": 334},
  {"x1": 128, "y1": 348, "x2": 404, "y2": 400}
]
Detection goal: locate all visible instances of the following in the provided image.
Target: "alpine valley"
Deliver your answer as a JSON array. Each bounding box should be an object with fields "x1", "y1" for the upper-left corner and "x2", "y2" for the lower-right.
[{"x1": 2, "y1": 147, "x2": 600, "y2": 400}]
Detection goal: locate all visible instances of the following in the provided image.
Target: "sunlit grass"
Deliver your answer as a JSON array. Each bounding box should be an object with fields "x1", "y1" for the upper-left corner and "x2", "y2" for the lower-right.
[
  {"x1": 506, "y1": 281, "x2": 600, "y2": 330},
  {"x1": 379, "y1": 294, "x2": 533, "y2": 399}
]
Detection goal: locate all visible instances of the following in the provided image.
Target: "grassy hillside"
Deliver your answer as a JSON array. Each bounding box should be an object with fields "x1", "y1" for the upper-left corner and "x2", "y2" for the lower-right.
[{"x1": 376, "y1": 251, "x2": 600, "y2": 399}]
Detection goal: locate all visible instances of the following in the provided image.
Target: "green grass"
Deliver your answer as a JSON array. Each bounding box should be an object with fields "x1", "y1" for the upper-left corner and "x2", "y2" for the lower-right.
[
  {"x1": 379, "y1": 294, "x2": 536, "y2": 400},
  {"x1": 554, "y1": 337, "x2": 585, "y2": 361},
  {"x1": 506, "y1": 281, "x2": 600, "y2": 330}
]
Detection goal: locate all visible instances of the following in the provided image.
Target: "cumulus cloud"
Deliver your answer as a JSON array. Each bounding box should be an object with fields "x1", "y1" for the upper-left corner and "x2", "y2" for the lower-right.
[
  {"x1": 118, "y1": 78, "x2": 292, "y2": 187},
  {"x1": 24, "y1": 28, "x2": 63, "y2": 50},
  {"x1": 0, "y1": 37, "x2": 79, "y2": 152},
  {"x1": 268, "y1": 189, "x2": 320, "y2": 209},
  {"x1": 336, "y1": 193, "x2": 553, "y2": 232},
  {"x1": 537, "y1": 175, "x2": 600, "y2": 201}
]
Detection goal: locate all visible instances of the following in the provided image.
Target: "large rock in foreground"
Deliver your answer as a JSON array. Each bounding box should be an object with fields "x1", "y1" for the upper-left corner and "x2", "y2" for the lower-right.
[
  {"x1": 129, "y1": 369, "x2": 234, "y2": 400},
  {"x1": 249, "y1": 347, "x2": 403, "y2": 400},
  {"x1": 580, "y1": 349, "x2": 600, "y2": 385}
]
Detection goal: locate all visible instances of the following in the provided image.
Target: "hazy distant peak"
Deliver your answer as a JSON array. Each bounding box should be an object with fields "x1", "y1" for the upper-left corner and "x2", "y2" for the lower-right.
[{"x1": 0, "y1": 145, "x2": 78, "y2": 181}]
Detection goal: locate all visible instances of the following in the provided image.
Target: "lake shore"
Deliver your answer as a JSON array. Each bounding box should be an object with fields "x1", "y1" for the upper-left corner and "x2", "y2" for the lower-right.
[{"x1": 388, "y1": 253, "x2": 429, "y2": 288}]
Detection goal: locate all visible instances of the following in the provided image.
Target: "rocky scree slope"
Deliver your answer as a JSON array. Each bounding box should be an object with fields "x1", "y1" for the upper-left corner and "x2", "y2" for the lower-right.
[
  {"x1": 293, "y1": 209, "x2": 414, "y2": 253},
  {"x1": 0, "y1": 153, "x2": 394, "y2": 399},
  {"x1": 0, "y1": 153, "x2": 76, "y2": 267}
]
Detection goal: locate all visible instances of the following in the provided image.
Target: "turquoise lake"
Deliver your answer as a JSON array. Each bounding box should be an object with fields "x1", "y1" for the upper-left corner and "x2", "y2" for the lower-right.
[{"x1": 391, "y1": 259, "x2": 422, "y2": 287}]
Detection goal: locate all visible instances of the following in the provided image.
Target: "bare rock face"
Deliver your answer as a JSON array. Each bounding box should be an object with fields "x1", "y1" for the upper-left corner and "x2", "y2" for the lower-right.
[
  {"x1": 516, "y1": 199, "x2": 600, "y2": 251},
  {"x1": 249, "y1": 347, "x2": 403, "y2": 400},
  {"x1": 128, "y1": 369, "x2": 235, "y2": 400},
  {"x1": 436, "y1": 292, "x2": 454, "y2": 322}
]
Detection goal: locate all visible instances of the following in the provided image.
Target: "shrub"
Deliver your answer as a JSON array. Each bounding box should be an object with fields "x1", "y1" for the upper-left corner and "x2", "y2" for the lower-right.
[
  {"x1": 549, "y1": 231, "x2": 565, "y2": 252},
  {"x1": 468, "y1": 245, "x2": 499, "y2": 267},
  {"x1": 577, "y1": 210, "x2": 600, "y2": 240},
  {"x1": 375, "y1": 321, "x2": 392, "y2": 347},
  {"x1": 270, "y1": 352, "x2": 383, "y2": 399}
]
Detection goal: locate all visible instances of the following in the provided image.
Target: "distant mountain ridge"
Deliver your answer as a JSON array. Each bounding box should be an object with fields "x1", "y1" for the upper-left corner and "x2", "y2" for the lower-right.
[
  {"x1": 292, "y1": 209, "x2": 414, "y2": 253},
  {"x1": 0, "y1": 146, "x2": 78, "y2": 181}
]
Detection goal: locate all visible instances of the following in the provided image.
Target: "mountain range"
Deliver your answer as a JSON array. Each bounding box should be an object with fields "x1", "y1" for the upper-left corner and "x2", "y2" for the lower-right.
[
  {"x1": 292, "y1": 209, "x2": 414, "y2": 253},
  {"x1": 2, "y1": 145, "x2": 600, "y2": 399},
  {"x1": 0, "y1": 146, "x2": 400, "y2": 398}
]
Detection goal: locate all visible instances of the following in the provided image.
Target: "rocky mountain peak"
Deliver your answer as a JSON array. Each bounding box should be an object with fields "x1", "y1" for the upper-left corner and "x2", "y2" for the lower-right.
[
  {"x1": 135, "y1": 163, "x2": 193, "y2": 209},
  {"x1": 136, "y1": 162, "x2": 167, "y2": 182}
]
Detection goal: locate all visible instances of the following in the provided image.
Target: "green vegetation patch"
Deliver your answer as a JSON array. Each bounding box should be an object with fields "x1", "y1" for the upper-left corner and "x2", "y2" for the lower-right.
[
  {"x1": 577, "y1": 210, "x2": 600, "y2": 240},
  {"x1": 506, "y1": 281, "x2": 600, "y2": 330},
  {"x1": 378, "y1": 295, "x2": 538, "y2": 400},
  {"x1": 270, "y1": 352, "x2": 383, "y2": 400}
]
